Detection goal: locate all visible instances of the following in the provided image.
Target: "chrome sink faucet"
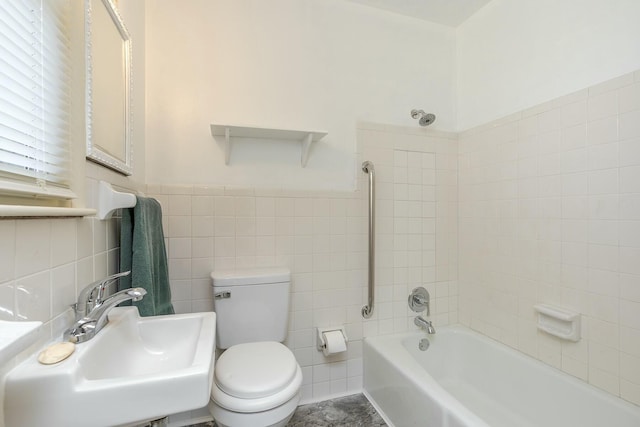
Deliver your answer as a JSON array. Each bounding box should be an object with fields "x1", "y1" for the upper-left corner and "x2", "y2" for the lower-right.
[
  {"x1": 64, "y1": 287, "x2": 147, "y2": 343},
  {"x1": 73, "y1": 271, "x2": 131, "y2": 320}
]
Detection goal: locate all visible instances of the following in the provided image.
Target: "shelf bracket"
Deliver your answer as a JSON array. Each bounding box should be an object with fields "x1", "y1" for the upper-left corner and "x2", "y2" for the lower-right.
[
  {"x1": 224, "y1": 127, "x2": 231, "y2": 165},
  {"x1": 301, "y1": 133, "x2": 313, "y2": 167}
]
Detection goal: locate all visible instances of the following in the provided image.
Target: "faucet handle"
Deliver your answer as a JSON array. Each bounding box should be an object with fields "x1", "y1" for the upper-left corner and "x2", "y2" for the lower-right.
[
  {"x1": 408, "y1": 286, "x2": 430, "y2": 315},
  {"x1": 74, "y1": 271, "x2": 131, "y2": 319},
  {"x1": 93, "y1": 271, "x2": 131, "y2": 304}
]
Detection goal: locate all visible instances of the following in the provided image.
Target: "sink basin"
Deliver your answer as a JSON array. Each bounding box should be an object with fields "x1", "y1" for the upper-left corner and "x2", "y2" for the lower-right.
[{"x1": 4, "y1": 307, "x2": 216, "y2": 427}]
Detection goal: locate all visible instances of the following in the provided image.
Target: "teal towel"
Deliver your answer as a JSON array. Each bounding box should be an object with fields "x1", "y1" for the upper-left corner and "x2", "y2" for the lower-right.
[{"x1": 119, "y1": 196, "x2": 174, "y2": 317}]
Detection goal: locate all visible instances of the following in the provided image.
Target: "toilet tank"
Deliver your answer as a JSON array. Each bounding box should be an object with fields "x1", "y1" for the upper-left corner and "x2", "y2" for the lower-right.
[{"x1": 211, "y1": 268, "x2": 291, "y2": 349}]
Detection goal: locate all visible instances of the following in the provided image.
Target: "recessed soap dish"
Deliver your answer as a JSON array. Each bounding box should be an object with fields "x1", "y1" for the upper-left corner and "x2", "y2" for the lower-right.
[{"x1": 534, "y1": 304, "x2": 581, "y2": 342}]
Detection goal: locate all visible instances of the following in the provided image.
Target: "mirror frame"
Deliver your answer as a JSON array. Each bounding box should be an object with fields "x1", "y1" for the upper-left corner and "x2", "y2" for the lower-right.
[{"x1": 85, "y1": 0, "x2": 133, "y2": 176}]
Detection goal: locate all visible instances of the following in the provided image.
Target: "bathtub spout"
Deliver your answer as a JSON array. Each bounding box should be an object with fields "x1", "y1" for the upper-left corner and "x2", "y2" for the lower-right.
[{"x1": 415, "y1": 316, "x2": 435, "y2": 334}]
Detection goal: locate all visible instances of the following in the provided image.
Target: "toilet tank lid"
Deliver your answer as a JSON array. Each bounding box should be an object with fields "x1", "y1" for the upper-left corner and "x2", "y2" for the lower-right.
[{"x1": 211, "y1": 267, "x2": 290, "y2": 286}]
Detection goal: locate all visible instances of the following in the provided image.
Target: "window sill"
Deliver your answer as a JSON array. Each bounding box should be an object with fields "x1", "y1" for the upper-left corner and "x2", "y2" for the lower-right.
[{"x1": 0, "y1": 206, "x2": 97, "y2": 218}]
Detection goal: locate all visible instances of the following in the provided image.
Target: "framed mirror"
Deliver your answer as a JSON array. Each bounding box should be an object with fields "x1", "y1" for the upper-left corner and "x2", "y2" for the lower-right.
[{"x1": 85, "y1": 0, "x2": 133, "y2": 175}]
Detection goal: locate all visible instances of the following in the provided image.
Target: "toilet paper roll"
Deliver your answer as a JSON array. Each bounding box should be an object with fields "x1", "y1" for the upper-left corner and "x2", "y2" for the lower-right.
[{"x1": 322, "y1": 330, "x2": 347, "y2": 356}]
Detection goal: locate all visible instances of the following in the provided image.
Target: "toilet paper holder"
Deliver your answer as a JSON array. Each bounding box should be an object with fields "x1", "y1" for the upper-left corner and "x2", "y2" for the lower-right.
[{"x1": 316, "y1": 327, "x2": 348, "y2": 353}]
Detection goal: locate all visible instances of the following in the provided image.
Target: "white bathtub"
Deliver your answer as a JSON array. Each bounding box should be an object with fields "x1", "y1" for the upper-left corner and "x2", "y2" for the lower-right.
[{"x1": 364, "y1": 325, "x2": 640, "y2": 427}]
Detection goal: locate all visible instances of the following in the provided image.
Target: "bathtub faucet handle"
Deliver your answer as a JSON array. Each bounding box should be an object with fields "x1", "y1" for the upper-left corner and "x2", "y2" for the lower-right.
[
  {"x1": 408, "y1": 287, "x2": 430, "y2": 316},
  {"x1": 413, "y1": 295, "x2": 430, "y2": 316}
]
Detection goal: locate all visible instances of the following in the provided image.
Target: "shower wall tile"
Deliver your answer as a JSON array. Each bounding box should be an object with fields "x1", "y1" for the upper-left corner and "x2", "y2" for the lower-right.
[{"x1": 458, "y1": 70, "x2": 640, "y2": 406}]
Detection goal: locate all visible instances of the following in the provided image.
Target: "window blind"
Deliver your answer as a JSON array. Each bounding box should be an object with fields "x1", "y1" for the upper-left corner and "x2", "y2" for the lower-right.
[{"x1": 0, "y1": 0, "x2": 74, "y2": 199}]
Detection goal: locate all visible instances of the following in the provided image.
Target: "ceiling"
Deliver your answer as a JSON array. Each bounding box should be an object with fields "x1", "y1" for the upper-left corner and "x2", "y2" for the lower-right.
[{"x1": 344, "y1": 0, "x2": 492, "y2": 27}]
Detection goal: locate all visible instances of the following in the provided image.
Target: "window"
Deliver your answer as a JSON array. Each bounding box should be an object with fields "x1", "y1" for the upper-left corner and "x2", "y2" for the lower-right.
[{"x1": 0, "y1": 0, "x2": 74, "y2": 199}]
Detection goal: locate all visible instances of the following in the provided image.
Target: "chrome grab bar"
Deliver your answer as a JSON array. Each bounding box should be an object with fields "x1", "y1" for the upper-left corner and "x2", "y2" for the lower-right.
[{"x1": 362, "y1": 160, "x2": 375, "y2": 319}]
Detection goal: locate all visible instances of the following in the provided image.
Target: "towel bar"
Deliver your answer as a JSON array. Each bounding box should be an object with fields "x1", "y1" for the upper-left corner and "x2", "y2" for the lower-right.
[{"x1": 98, "y1": 181, "x2": 137, "y2": 220}]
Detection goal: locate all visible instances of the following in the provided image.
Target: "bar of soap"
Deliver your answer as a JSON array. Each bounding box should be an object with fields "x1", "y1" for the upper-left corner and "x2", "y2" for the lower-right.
[{"x1": 37, "y1": 342, "x2": 75, "y2": 365}]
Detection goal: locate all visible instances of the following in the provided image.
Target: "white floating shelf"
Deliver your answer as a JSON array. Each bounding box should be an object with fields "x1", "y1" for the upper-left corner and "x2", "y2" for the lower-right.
[{"x1": 210, "y1": 124, "x2": 328, "y2": 167}]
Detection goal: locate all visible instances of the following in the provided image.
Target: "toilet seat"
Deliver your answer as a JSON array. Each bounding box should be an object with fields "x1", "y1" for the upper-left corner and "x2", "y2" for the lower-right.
[
  {"x1": 211, "y1": 342, "x2": 303, "y2": 413},
  {"x1": 215, "y1": 342, "x2": 298, "y2": 399}
]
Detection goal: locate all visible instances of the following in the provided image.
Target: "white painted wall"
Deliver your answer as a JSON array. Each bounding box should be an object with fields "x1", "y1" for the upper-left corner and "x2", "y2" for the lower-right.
[
  {"x1": 456, "y1": 0, "x2": 640, "y2": 131},
  {"x1": 145, "y1": 0, "x2": 456, "y2": 190}
]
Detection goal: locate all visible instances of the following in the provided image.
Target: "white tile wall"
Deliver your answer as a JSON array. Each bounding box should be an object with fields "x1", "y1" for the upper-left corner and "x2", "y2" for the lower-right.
[
  {"x1": 459, "y1": 71, "x2": 640, "y2": 406},
  {"x1": 0, "y1": 215, "x2": 119, "y2": 327},
  {"x1": 0, "y1": 216, "x2": 121, "y2": 386},
  {"x1": 149, "y1": 122, "x2": 459, "y2": 403}
]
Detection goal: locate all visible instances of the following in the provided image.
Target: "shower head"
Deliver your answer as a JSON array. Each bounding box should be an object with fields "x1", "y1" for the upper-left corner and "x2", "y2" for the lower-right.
[
  {"x1": 410, "y1": 109, "x2": 436, "y2": 127},
  {"x1": 419, "y1": 113, "x2": 436, "y2": 126}
]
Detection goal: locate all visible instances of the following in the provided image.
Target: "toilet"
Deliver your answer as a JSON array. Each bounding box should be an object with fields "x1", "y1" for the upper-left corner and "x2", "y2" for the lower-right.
[{"x1": 208, "y1": 268, "x2": 302, "y2": 427}]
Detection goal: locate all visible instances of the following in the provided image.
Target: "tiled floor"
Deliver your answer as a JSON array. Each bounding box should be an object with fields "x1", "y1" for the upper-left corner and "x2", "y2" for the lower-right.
[
  {"x1": 191, "y1": 393, "x2": 387, "y2": 427},
  {"x1": 288, "y1": 394, "x2": 387, "y2": 426}
]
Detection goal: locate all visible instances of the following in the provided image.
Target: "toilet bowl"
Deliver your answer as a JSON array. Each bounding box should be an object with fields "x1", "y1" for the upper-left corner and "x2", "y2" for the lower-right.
[
  {"x1": 208, "y1": 342, "x2": 302, "y2": 427},
  {"x1": 208, "y1": 269, "x2": 302, "y2": 427}
]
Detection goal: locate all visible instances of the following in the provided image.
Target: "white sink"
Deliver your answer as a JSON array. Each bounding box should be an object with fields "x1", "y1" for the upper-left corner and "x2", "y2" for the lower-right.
[{"x1": 4, "y1": 307, "x2": 215, "y2": 427}]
